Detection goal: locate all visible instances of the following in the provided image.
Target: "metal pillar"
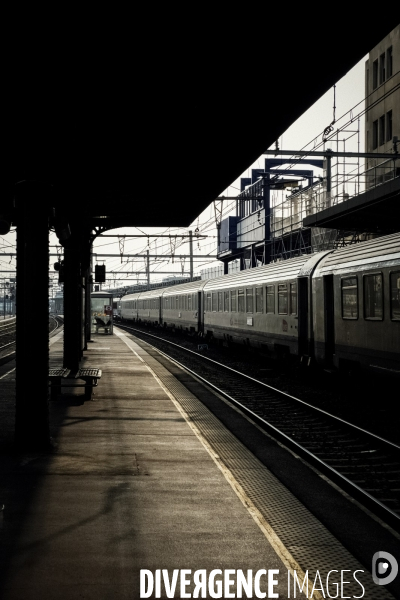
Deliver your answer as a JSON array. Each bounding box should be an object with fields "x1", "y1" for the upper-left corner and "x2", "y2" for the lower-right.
[
  {"x1": 81, "y1": 241, "x2": 92, "y2": 349},
  {"x1": 189, "y1": 230, "x2": 193, "y2": 281},
  {"x1": 146, "y1": 250, "x2": 150, "y2": 290},
  {"x1": 63, "y1": 246, "x2": 83, "y2": 371},
  {"x1": 15, "y1": 181, "x2": 51, "y2": 449}
]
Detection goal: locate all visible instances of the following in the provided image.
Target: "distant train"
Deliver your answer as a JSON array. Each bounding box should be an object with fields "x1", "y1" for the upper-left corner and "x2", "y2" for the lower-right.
[{"x1": 118, "y1": 232, "x2": 400, "y2": 376}]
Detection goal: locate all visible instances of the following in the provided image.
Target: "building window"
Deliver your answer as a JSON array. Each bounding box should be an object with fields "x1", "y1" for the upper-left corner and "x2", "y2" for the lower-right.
[
  {"x1": 373, "y1": 59, "x2": 378, "y2": 89},
  {"x1": 372, "y1": 120, "x2": 378, "y2": 150},
  {"x1": 379, "y1": 53, "x2": 386, "y2": 84},
  {"x1": 379, "y1": 114, "x2": 385, "y2": 146},
  {"x1": 278, "y1": 284, "x2": 288, "y2": 315},
  {"x1": 206, "y1": 292, "x2": 211, "y2": 312},
  {"x1": 386, "y1": 110, "x2": 393, "y2": 143},
  {"x1": 212, "y1": 292, "x2": 217, "y2": 312},
  {"x1": 341, "y1": 276, "x2": 358, "y2": 319},
  {"x1": 266, "y1": 285, "x2": 275, "y2": 313},
  {"x1": 218, "y1": 291, "x2": 223, "y2": 312},
  {"x1": 238, "y1": 288, "x2": 245, "y2": 312},
  {"x1": 364, "y1": 273, "x2": 383, "y2": 320},
  {"x1": 246, "y1": 288, "x2": 253, "y2": 313},
  {"x1": 224, "y1": 291, "x2": 229, "y2": 312},
  {"x1": 290, "y1": 283, "x2": 297, "y2": 315},
  {"x1": 230, "y1": 290, "x2": 237, "y2": 312},
  {"x1": 390, "y1": 272, "x2": 400, "y2": 320},
  {"x1": 255, "y1": 287, "x2": 263, "y2": 313},
  {"x1": 387, "y1": 46, "x2": 393, "y2": 78}
]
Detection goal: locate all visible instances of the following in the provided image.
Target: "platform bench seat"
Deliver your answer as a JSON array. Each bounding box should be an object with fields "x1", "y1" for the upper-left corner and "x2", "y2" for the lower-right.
[{"x1": 49, "y1": 367, "x2": 102, "y2": 400}]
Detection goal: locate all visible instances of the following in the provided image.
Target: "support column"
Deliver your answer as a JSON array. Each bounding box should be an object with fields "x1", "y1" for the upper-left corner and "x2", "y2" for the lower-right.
[
  {"x1": 63, "y1": 246, "x2": 82, "y2": 371},
  {"x1": 15, "y1": 181, "x2": 51, "y2": 449},
  {"x1": 189, "y1": 230, "x2": 193, "y2": 282},
  {"x1": 264, "y1": 173, "x2": 271, "y2": 265},
  {"x1": 146, "y1": 250, "x2": 150, "y2": 290},
  {"x1": 81, "y1": 240, "x2": 92, "y2": 349}
]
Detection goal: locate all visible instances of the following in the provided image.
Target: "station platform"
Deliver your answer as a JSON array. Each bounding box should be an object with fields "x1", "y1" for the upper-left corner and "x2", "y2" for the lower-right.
[{"x1": 0, "y1": 328, "x2": 398, "y2": 599}]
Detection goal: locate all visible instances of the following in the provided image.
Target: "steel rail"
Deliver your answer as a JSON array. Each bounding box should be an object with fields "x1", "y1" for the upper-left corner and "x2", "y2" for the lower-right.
[
  {"x1": 119, "y1": 324, "x2": 400, "y2": 452},
  {"x1": 118, "y1": 323, "x2": 400, "y2": 532}
]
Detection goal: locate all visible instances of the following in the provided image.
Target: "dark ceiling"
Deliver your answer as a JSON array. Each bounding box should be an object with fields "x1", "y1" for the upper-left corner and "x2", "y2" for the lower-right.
[{"x1": 3, "y1": 17, "x2": 399, "y2": 232}]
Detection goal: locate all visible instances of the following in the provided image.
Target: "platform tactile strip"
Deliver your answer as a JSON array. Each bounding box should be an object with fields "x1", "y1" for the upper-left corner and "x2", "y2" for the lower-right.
[{"x1": 130, "y1": 339, "x2": 395, "y2": 599}]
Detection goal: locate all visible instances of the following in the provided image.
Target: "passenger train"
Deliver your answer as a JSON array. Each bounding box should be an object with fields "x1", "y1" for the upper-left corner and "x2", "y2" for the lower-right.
[{"x1": 118, "y1": 232, "x2": 400, "y2": 376}]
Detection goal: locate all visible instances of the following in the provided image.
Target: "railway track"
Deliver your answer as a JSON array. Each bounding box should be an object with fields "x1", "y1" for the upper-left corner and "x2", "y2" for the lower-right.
[
  {"x1": 0, "y1": 318, "x2": 16, "y2": 363},
  {"x1": 0, "y1": 315, "x2": 63, "y2": 364},
  {"x1": 117, "y1": 321, "x2": 400, "y2": 533}
]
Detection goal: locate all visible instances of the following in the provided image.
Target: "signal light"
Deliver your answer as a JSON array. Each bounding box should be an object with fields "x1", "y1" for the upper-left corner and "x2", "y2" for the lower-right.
[{"x1": 95, "y1": 265, "x2": 106, "y2": 283}]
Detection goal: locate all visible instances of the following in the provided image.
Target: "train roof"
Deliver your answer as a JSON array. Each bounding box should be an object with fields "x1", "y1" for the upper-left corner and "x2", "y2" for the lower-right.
[
  {"x1": 314, "y1": 232, "x2": 400, "y2": 277},
  {"x1": 118, "y1": 232, "x2": 400, "y2": 300},
  {"x1": 202, "y1": 252, "x2": 329, "y2": 291},
  {"x1": 120, "y1": 279, "x2": 207, "y2": 301}
]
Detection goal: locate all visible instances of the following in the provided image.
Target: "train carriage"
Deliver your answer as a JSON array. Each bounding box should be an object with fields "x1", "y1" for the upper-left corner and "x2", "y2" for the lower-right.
[
  {"x1": 201, "y1": 252, "x2": 330, "y2": 356},
  {"x1": 161, "y1": 279, "x2": 207, "y2": 331},
  {"x1": 116, "y1": 232, "x2": 400, "y2": 376},
  {"x1": 312, "y1": 231, "x2": 400, "y2": 374},
  {"x1": 120, "y1": 293, "x2": 140, "y2": 322}
]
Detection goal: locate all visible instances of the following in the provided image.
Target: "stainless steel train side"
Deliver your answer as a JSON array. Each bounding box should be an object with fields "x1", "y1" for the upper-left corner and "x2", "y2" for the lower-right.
[
  {"x1": 161, "y1": 280, "x2": 208, "y2": 331},
  {"x1": 200, "y1": 253, "x2": 332, "y2": 356},
  {"x1": 312, "y1": 232, "x2": 400, "y2": 375},
  {"x1": 117, "y1": 232, "x2": 400, "y2": 375}
]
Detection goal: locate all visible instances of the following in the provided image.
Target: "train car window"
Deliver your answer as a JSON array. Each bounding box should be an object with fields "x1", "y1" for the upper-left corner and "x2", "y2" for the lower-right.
[
  {"x1": 364, "y1": 273, "x2": 383, "y2": 320},
  {"x1": 218, "y1": 291, "x2": 223, "y2": 312},
  {"x1": 212, "y1": 292, "x2": 217, "y2": 312},
  {"x1": 188, "y1": 295, "x2": 192, "y2": 310},
  {"x1": 238, "y1": 289, "x2": 245, "y2": 312},
  {"x1": 266, "y1": 285, "x2": 275, "y2": 313},
  {"x1": 290, "y1": 283, "x2": 297, "y2": 314},
  {"x1": 224, "y1": 291, "x2": 229, "y2": 312},
  {"x1": 246, "y1": 288, "x2": 253, "y2": 313},
  {"x1": 194, "y1": 294, "x2": 198, "y2": 310},
  {"x1": 278, "y1": 284, "x2": 288, "y2": 315},
  {"x1": 390, "y1": 272, "x2": 400, "y2": 320},
  {"x1": 206, "y1": 292, "x2": 211, "y2": 312},
  {"x1": 255, "y1": 287, "x2": 263, "y2": 313},
  {"x1": 341, "y1": 277, "x2": 358, "y2": 319},
  {"x1": 184, "y1": 295, "x2": 188, "y2": 311},
  {"x1": 230, "y1": 290, "x2": 237, "y2": 312}
]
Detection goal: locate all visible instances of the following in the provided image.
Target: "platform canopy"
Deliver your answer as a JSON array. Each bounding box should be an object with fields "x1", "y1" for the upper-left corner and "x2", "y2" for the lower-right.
[{"x1": 2, "y1": 16, "x2": 399, "y2": 233}]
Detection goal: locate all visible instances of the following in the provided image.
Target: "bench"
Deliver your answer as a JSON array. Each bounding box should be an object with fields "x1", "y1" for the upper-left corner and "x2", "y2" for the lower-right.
[
  {"x1": 49, "y1": 367, "x2": 102, "y2": 400},
  {"x1": 94, "y1": 316, "x2": 111, "y2": 334}
]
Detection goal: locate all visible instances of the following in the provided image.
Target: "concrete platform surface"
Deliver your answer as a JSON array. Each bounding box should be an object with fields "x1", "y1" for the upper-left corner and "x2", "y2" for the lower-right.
[{"x1": 0, "y1": 328, "x2": 397, "y2": 599}]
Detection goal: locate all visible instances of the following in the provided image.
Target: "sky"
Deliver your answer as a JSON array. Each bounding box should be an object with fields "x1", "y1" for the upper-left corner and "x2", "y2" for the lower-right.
[{"x1": 1, "y1": 54, "x2": 367, "y2": 294}]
